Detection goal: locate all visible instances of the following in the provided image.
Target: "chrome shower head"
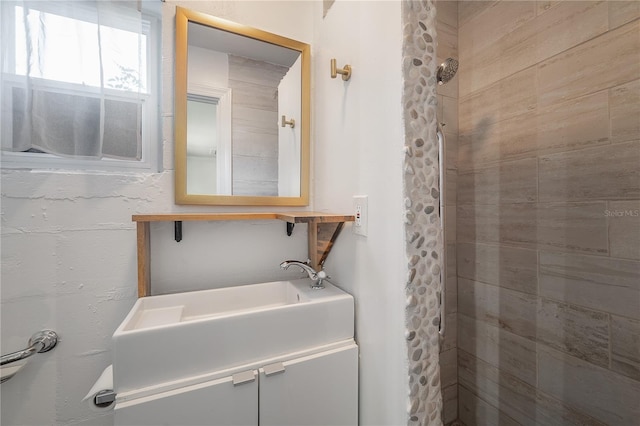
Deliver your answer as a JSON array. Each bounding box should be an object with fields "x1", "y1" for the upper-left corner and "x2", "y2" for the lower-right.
[{"x1": 437, "y1": 58, "x2": 458, "y2": 85}]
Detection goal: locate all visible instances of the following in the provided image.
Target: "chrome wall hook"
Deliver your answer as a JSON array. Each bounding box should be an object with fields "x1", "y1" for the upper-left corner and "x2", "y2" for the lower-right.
[
  {"x1": 281, "y1": 115, "x2": 295, "y2": 128},
  {"x1": 331, "y1": 59, "x2": 352, "y2": 81}
]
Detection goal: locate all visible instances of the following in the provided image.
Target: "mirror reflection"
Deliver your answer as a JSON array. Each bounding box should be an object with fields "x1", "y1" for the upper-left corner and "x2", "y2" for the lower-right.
[{"x1": 175, "y1": 8, "x2": 310, "y2": 206}]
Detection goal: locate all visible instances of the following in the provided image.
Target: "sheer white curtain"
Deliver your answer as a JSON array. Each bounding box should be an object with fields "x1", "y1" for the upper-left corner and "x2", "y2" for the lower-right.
[{"x1": 1, "y1": 0, "x2": 147, "y2": 160}]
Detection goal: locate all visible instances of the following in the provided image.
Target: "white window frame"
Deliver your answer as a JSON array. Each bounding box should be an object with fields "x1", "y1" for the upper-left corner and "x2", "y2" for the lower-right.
[{"x1": 0, "y1": 2, "x2": 161, "y2": 172}]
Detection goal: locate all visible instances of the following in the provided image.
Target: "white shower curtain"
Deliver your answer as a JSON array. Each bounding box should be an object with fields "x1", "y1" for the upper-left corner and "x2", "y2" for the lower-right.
[{"x1": 0, "y1": 0, "x2": 147, "y2": 160}]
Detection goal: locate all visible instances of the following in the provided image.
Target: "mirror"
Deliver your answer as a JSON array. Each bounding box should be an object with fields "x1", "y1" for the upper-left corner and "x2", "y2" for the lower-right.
[{"x1": 175, "y1": 7, "x2": 310, "y2": 206}]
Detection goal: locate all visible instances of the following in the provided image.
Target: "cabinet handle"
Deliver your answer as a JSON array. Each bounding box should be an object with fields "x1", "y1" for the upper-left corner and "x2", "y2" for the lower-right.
[
  {"x1": 262, "y1": 362, "x2": 286, "y2": 376},
  {"x1": 232, "y1": 370, "x2": 256, "y2": 386}
]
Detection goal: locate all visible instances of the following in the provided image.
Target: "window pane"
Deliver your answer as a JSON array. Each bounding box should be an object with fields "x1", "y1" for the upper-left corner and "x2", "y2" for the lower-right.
[
  {"x1": 14, "y1": 5, "x2": 147, "y2": 92},
  {"x1": 12, "y1": 87, "x2": 102, "y2": 156},
  {"x1": 10, "y1": 87, "x2": 142, "y2": 160},
  {"x1": 102, "y1": 99, "x2": 141, "y2": 160}
]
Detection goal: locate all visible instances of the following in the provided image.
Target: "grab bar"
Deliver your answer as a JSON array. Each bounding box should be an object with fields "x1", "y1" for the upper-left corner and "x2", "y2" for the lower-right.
[
  {"x1": 437, "y1": 122, "x2": 447, "y2": 339},
  {"x1": 1, "y1": 330, "x2": 58, "y2": 368}
]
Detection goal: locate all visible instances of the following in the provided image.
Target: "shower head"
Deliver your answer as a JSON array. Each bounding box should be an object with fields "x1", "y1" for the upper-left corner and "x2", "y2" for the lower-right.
[{"x1": 437, "y1": 58, "x2": 458, "y2": 85}]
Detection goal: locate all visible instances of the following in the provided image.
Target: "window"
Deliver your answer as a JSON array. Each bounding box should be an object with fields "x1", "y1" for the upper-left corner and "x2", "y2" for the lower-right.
[{"x1": 0, "y1": 1, "x2": 160, "y2": 171}]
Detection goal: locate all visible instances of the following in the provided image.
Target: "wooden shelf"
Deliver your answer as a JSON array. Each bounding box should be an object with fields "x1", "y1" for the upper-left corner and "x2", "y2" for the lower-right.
[
  {"x1": 133, "y1": 212, "x2": 355, "y2": 297},
  {"x1": 132, "y1": 212, "x2": 354, "y2": 223}
]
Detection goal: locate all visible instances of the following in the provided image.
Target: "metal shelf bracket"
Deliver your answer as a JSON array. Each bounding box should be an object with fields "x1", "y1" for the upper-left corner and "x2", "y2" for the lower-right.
[{"x1": 174, "y1": 221, "x2": 183, "y2": 242}]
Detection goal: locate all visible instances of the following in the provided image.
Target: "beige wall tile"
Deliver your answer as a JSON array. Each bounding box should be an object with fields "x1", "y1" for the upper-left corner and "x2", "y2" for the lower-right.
[
  {"x1": 457, "y1": 158, "x2": 537, "y2": 205},
  {"x1": 538, "y1": 345, "x2": 640, "y2": 425},
  {"x1": 511, "y1": 203, "x2": 609, "y2": 253},
  {"x1": 457, "y1": 242, "x2": 538, "y2": 295},
  {"x1": 459, "y1": 67, "x2": 537, "y2": 134},
  {"x1": 538, "y1": 20, "x2": 640, "y2": 107},
  {"x1": 462, "y1": 1, "x2": 608, "y2": 98},
  {"x1": 458, "y1": 278, "x2": 537, "y2": 340},
  {"x1": 458, "y1": 44, "x2": 502, "y2": 99},
  {"x1": 609, "y1": 0, "x2": 640, "y2": 29},
  {"x1": 442, "y1": 384, "x2": 458, "y2": 425},
  {"x1": 611, "y1": 315, "x2": 640, "y2": 381},
  {"x1": 458, "y1": 203, "x2": 609, "y2": 254},
  {"x1": 536, "y1": 0, "x2": 562, "y2": 16},
  {"x1": 537, "y1": 299, "x2": 610, "y2": 367},
  {"x1": 507, "y1": 1, "x2": 608, "y2": 80},
  {"x1": 458, "y1": 349, "x2": 538, "y2": 426},
  {"x1": 446, "y1": 242, "x2": 457, "y2": 278},
  {"x1": 458, "y1": 349, "x2": 607, "y2": 426},
  {"x1": 458, "y1": 1, "x2": 536, "y2": 48},
  {"x1": 459, "y1": 1, "x2": 536, "y2": 95},
  {"x1": 539, "y1": 251, "x2": 640, "y2": 319},
  {"x1": 442, "y1": 312, "x2": 458, "y2": 352},
  {"x1": 439, "y1": 347, "x2": 458, "y2": 387},
  {"x1": 455, "y1": 3, "x2": 640, "y2": 424},
  {"x1": 534, "y1": 388, "x2": 607, "y2": 426},
  {"x1": 436, "y1": 19, "x2": 458, "y2": 65},
  {"x1": 457, "y1": 203, "x2": 501, "y2": 244},
  {"x1": 441, "y1": 96, "x2": 458, "y2": 135},
  {"x1": 459, "y1": 91, "x2": 609, "y2": 170},
  {"x1": 458, "y1": 1, "x2": 498, "y2": 30},
  {"x1": 445, "y1": 274, "x2": 457, "y2": 314},
  {"x1": 445, "y1": 132, "x2": 458, "y2": 170},
  {"x1": 436, "y1": 0, "x2": 458, "y2": 29},
  {"x1": 609, "y1": 200, "x2": 640, "y2": 260},
  {"x1": 458, "y1": 385, "x2": 520, "y2": 426},
  {"x1": 530, "y1": 90, "x2": 610, "y2": 150},
  {"x1": 446, "y1": 205, "x2": 456, "y2": 243},
  {"x1": 539, "y1": 140, "x2": 640, "y2": 202},
  {"x1": 610, "y1": 79, "x2": 640, "y2": 143},
  {"x1": 436, "y1": 0, "x2": 459, "y2": 100},
  {"x1": 458, "y1": 314, "x2": 537, "y2": 386},
  {"x1": 446, "y1": 168, "x2": 457, "y2": 206}
]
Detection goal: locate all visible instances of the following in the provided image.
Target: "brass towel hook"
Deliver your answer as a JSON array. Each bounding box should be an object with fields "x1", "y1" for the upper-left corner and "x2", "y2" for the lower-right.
[
  {"x1": 331, "y1": 59, "x2": 352, "y2": 81},
  {"x1": 281, "y1": 115, "x2": 295, "y2": 128}
]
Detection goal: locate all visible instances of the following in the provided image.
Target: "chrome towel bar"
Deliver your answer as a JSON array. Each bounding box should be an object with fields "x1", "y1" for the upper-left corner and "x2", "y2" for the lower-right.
[{"x1": 1, "y1": 330, "x2": 58, "y2": 368}]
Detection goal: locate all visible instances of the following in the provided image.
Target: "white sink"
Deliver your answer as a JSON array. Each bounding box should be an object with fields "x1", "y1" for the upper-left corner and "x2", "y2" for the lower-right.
[{"x1": 112, "y1": 279, "x2": 354, "y2": 392}]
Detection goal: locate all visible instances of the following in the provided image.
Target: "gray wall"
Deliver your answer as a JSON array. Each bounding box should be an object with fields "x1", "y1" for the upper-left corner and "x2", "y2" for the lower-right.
[{"x1": 456, "y1": 1, "x2": 640, "y2": 425}]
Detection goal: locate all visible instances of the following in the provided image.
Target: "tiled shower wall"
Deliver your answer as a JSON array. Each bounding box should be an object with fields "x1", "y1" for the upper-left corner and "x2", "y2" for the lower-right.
[
  {"x1": 435, "y1": 1, "x2": 459, "y2": 425},
  {"x1": 229, "y1": 55, "x2": 287, "y2": 196},
  {"x1": 456, "y1": 1, "x2": 640, "y2": 425}
]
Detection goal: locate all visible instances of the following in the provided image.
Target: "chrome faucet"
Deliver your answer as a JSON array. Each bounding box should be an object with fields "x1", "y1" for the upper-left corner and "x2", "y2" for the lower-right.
[{"x1": 280, "y1": 260, "x2": 328, "y2": 289}]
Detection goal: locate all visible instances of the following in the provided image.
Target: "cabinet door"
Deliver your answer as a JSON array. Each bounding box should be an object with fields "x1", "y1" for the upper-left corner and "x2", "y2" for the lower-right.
[
  {"x1": 259, "y1": 344, "x2": 358, "y2": 426},
  {"x1": 115, "y1": 371, "x2": 258, "y2": 426}
]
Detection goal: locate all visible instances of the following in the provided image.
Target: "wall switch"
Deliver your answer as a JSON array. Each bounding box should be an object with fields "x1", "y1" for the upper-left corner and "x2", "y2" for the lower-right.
[{"x1": 353, "y1": 195, "x2": 368, "y2": 237}]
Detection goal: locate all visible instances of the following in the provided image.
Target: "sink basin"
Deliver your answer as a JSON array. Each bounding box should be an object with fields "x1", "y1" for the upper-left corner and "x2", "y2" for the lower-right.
[{"x1": 112, "y1": 279, "x2": 354, "y2": 392}]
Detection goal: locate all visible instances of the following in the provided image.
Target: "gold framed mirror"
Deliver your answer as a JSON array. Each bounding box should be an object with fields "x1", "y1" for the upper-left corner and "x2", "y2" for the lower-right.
[{"x1": 175, "y1": 7, "x2": 310, "y2": 206}]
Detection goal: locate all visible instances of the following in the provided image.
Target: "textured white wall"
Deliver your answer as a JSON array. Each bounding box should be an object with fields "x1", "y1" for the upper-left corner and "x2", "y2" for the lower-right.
[{"x1": 0, "y1": 1, "x2": 408, "y2": 425}]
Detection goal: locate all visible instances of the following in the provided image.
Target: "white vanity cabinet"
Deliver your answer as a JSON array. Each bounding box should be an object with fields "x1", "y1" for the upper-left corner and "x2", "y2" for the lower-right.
[
  {"x1": 260, "y1": 343, "x2": 358, "y2": 426},
  {"x1": 114, "y1": 343, "x2": 358, "y2": 426},
  {"x1": 114, "y1": 373, "x2": 259, "y2": 426}
]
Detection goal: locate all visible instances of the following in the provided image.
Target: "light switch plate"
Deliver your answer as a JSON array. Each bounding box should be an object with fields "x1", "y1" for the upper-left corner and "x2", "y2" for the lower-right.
[{"x1": 353, "y1": 195, "x2": 368, "y2": 237}]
